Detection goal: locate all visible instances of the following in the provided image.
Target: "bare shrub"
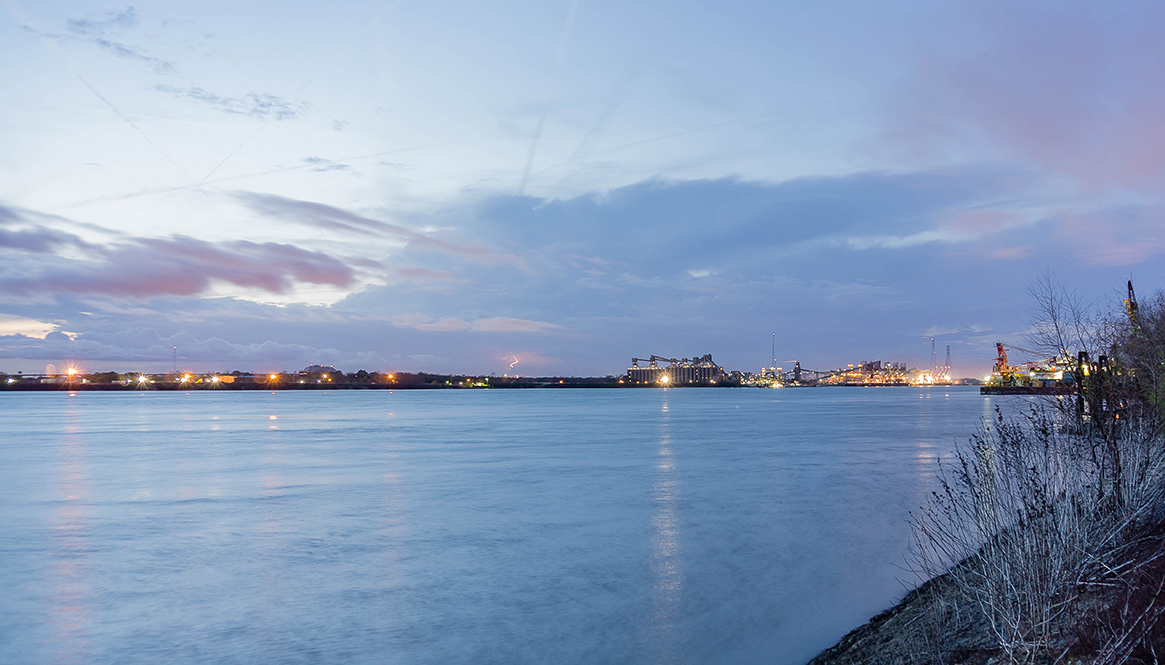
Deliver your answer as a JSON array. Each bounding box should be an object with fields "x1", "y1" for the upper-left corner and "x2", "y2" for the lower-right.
[{"x1": 911, "y1": 280, "x2": 1165, "y2": 664}]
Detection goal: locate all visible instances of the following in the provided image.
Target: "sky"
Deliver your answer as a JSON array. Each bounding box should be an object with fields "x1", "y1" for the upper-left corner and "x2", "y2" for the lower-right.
[{"x1": 2, "y1": 1, "x2": 1164, "y2": 377}]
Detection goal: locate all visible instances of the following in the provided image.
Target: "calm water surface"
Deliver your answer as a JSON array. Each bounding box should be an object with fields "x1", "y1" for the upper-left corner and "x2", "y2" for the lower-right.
[{"x1": 0, "y1": 387, "x2": 1004, "y2": 664}]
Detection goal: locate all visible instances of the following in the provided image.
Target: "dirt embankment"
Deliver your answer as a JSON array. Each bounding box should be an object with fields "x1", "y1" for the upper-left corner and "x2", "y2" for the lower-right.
[
  {"x1": 806, "y1": 572, "x2": 996, "y2": 665},
  {"x1": 807, "y1": 517, "x2": 1165, "y2": 665}
]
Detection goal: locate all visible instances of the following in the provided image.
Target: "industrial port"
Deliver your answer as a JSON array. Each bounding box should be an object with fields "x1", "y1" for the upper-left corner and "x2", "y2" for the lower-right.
[
  {"x1": 624, "y1": 339, "x2": 969, "y2": 388},
  {"x1": 1, "y1": 348, "x2": 973, "y2": 391},
  {"x1": 626, "y1": 354, "x2": 732, "y2": 385},
  {"x1": 1, "y1": 332, "x2": 1088, "y2": 392}
]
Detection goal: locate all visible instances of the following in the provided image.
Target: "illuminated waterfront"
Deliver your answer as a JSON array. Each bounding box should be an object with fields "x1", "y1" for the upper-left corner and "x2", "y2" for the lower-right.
[{"x1": 1, "y1": 387, "x2": 999, "y2": 664}]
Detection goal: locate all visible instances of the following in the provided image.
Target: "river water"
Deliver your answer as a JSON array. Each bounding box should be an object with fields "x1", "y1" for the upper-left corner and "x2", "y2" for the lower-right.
[{"x1": 0, "y1": 386, "x2": 1003, "y2": 664}]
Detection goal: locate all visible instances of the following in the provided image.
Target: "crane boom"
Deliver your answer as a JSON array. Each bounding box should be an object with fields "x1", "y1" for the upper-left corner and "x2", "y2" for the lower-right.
[
  {"x1": 1000, "y1": 342, "x2": 1046, "y2": 357},
  {"x1": 1126, "y1": 280, "x2": 1140, "y2": 328}
]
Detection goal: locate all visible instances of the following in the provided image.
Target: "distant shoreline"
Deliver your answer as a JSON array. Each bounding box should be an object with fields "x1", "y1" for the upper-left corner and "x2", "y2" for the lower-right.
[
  {"x1": 0, "y1": 381, "x2": 625, "y2": 391},
  {"x1": 0, "y1": 381, "x2": 977, "y2": 392}
]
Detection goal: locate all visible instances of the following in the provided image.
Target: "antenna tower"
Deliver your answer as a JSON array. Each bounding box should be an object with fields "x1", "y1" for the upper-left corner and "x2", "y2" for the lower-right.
[{"x1": 930, "y1": 337, "x2": 937, "y2": 374}]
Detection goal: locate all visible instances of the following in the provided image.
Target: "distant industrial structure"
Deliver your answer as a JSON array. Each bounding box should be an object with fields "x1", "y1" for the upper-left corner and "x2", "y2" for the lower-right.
[
  {"x1": 748, "y1": 335, "x2": 966, "y2": 387},
  {"x1": 751, "y1": 359, "x2": 946, "y2": 386},
  {"x1": 981, "y1": 342, "x2": 1073, "y2": 392},
  {"x1": 627, "y1": 354, "x2": 728, "y2": 385}
]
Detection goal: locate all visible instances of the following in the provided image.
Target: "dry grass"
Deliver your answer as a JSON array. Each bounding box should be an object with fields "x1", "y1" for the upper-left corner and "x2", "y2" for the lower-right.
[{"x1": 813, "y1": 281, "x2": 1165, "y2": 665}]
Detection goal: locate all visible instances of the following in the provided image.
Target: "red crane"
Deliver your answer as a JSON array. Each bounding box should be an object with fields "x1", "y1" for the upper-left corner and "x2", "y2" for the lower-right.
[{"x1": 994, "y1": 343, "x2": 1011, "y2": 374}]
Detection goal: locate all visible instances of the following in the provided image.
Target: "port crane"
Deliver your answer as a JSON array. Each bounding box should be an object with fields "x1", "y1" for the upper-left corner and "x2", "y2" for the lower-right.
[
  {"x1": 990, "y1": 342, "x2": 1069, "y2": 388},
  {"x1": 1125, "y1": 280, "x2": 1141, "y2": 331},
  {"x1": 994, "y1": 342, "x2": 1060, "y2": 372}
]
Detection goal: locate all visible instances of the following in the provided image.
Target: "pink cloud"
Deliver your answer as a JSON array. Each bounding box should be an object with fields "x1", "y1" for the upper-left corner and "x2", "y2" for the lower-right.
[
  {"x1": 390, "y1": 314, "x2": 560, "y2": 334},
  {"x1": 1, "y1": 236, "x2": 355, "y2": 299},
  {"x1": 987, "y1": 246, "x2": 1030, "y2": 261},
  {"x1": 469, "y1": 317, "x2": 561, "y2": 333},
  {"x1": 892, "y1": 5, "x2": 1165, "y2": 193},
  {"x1": 235, "y1": 192, "x2": 527, "y2": 269},
  {"x1": 416, "y1": 318, "x2": 471, "y2": 332},
  {"x1": 1056, "y1": 206, "x2": 1165, "y2": 266},
  {"x1": 389, "y1": 266, "x2": 454, "y2": 282},
  {"x1": 942, "y1": 209, "x2": 1018, "y2": 236}
]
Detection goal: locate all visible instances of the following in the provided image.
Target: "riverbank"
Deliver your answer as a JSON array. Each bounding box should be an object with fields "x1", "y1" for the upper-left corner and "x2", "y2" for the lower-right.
[
  {"x1": 808, "y1": 511, "x2": 1165, "y2": 664},
  {"x1": 806, "y1": 570, "x2": 997, "y2": 665}
]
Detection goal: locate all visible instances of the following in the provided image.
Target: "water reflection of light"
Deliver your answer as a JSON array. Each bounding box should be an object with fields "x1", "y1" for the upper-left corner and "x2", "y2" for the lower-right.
[
  {"x1": 648, "y1": 394, "x2": 681, "y2": 662},
  {"x1": 49, "y1": 399, "x2": 93, "y2": 661},
  {"x1": 254, "y1": 436, "x2": 291, "y2": 632}
]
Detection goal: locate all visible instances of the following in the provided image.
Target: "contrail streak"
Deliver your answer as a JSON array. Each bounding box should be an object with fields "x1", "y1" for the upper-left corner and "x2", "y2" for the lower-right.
[
  {"x1": 517, "y1": 0, "x2": 581, "y2": 195},
  {"x1": 199, "y1": 123, "x2": 268, "y2": 185},
  {"x1": 1, "y1": 0, "x2": 207, "y2": 197},
  {"x1": 199, "y1": 77, "x2": 316, "y2": 184},
  {"x1": 74, "y1": 76, "x2": 208, "y2": 197},
  {"x1": 531, "y1": 90, "x2": 872, "y2": 180}
]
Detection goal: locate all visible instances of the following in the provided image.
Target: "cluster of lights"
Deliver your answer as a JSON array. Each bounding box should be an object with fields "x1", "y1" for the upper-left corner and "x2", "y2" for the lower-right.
[{"x1": 5, "y1": 368, "x2": 409, "y2": 387}]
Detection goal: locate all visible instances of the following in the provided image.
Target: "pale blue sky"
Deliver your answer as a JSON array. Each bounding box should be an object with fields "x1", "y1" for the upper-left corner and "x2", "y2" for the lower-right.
[{"x1": 2, "y1": 1, "x2": 1163, "y2": 376}]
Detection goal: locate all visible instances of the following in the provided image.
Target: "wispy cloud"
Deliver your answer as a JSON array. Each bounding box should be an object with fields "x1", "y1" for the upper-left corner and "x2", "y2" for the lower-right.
[
  {"x1": 839, "y1": 229, "x2": 960, "y2": 250},
  {"x1": 65, "y1": 6, "x2": 175, "y2": 74},
  {"x1": 236, "y1": 192, "x2": 525, "y2": 267},
  {"x1": 91, "y1": 38, "x2": 175, "y2": 73},
  {"x1": 920, "y1": 324, "x2": 990, "y2": 338},
  {"x1": 470, "y1": 317, "x2": 561, "y2": 333},
  {"x1": 0, "y1": 203, "x2": 103, "y2": 253},
  {"x1": 0, "y1": 223, "x2": 91, "y2": 253},
  {"x1": 390, "y1": 314, "x2": 560, "y2": 334},
  {"x1": 154, "y1": 85, "x2": 309, "y2": 121},
  {"x1": 389, "y1": 266, "x2": 453, "y2": 282},
  {"x1": 302, "y1": 157, "x2": 350, "y2": 172},
  {"x1": 65, "y1": 6, "x2": 139, "y2": 35}
]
